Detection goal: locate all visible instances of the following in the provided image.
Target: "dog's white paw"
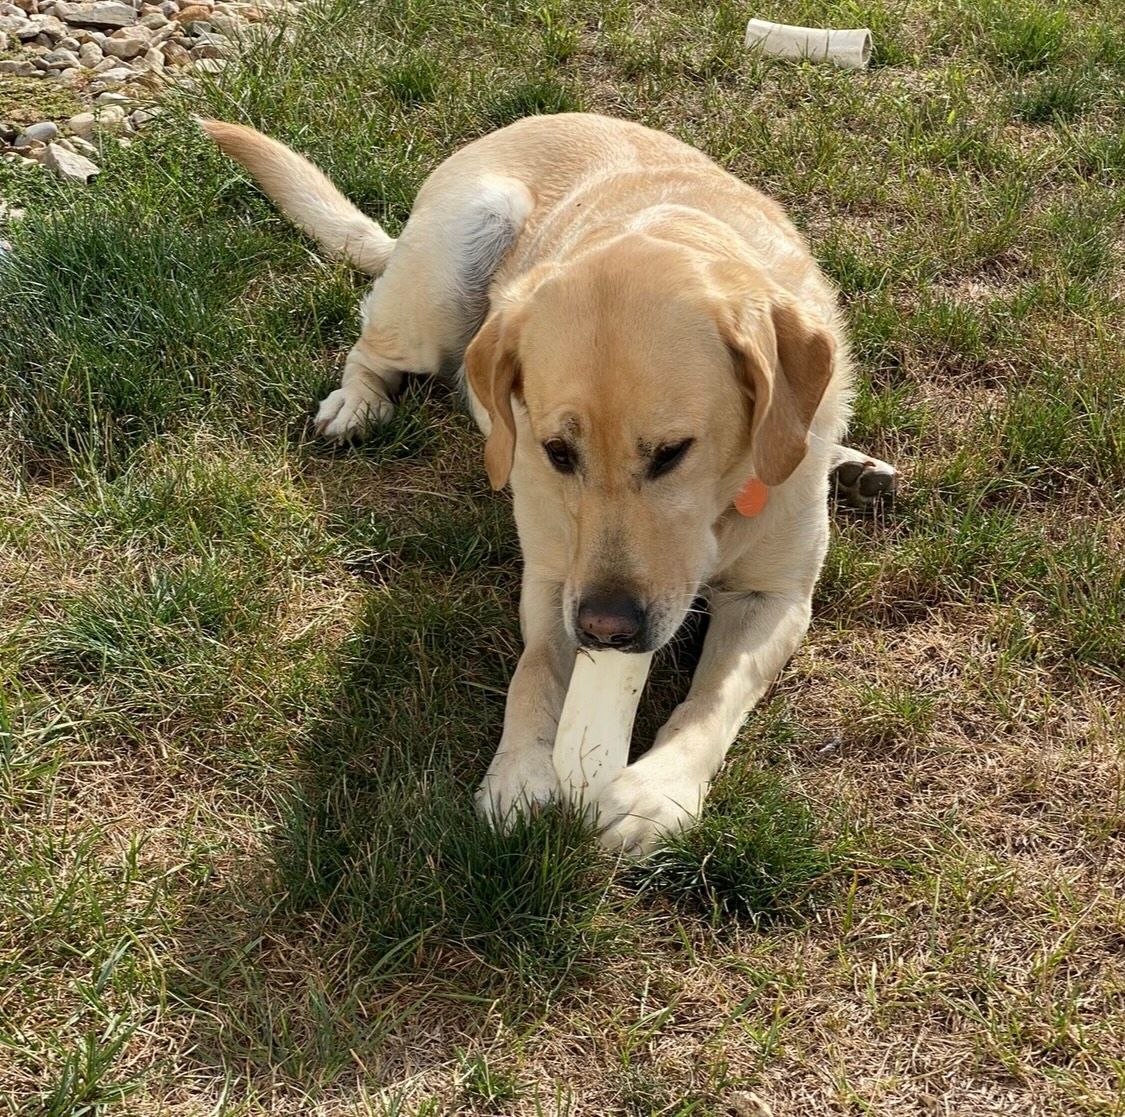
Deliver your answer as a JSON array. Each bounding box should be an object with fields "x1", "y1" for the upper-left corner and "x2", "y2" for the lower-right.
[
  {"x1": 475, "y1": 742, "x2": 559, "y2": 830},
  {"x1": 595, "y1": 754, "x2": 705, "y2": 857},
  {"x1": 314, "y1": 387, "x2": 394, "y2": 441}
]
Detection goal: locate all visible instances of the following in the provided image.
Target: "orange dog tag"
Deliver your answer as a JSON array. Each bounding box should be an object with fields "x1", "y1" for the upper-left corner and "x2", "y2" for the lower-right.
[{"x1": 734, "y1": 477, "x2": 769, "y2": 517}]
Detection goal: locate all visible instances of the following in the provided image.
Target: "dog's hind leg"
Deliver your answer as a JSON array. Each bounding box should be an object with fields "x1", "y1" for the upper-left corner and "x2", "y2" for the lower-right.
[
  {"x1": 829, "y1": 443, "x2": 898, "y2": 512},
  {"x1": 316, "y1": 176, "x2": 534, "y2": 441}
]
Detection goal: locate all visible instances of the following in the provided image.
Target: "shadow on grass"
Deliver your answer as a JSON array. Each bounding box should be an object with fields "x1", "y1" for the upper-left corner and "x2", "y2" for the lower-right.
[
  {"x1": 162, "y1": 418, "x2": 624, "y2": 1099},
  {"x1": 151, "y1": 384, "x2": 843, "y2": 1106}
]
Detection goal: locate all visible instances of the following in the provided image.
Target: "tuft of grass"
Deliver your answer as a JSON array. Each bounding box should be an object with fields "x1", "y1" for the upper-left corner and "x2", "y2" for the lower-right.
[
  {"x1": 482, "y1": 77, "x2": 586, "y2": 128},
  {"x1": 380, "y1": 54, "x2": 442, "y2": 106},
  {"x1": 1013, "y1": 70, "x2": 1095, "y2": 121},
  {"x1": 632, "y1": 766, "x2": 841, "y2": 926},
  {"x1": 455, "y1": 1052, "x2": 525, "y2": 1112},
  {"x1": 277, "y1": 768, "x2": 621, "y2": 1001}
]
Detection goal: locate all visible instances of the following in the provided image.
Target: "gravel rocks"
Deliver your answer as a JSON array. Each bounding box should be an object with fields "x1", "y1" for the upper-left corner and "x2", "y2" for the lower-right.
[
  {"x1": 0, "y1": 0, "x2": 304, "y2": 186},
  {"x1": 12, "y1": 134, "x2": 46, "y2": 156}
]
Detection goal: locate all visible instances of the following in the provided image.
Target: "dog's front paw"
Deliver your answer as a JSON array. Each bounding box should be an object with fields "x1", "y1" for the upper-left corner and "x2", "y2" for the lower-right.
[
  {"x1": 314, "y1": 386, "x2": 394, "y2": 442},
  {"x1": 595, "y1": 755, "x2": 705, "y2": 857},
  {"x1": 475, "y1": 742, "x2": 559, "y2": 830}
]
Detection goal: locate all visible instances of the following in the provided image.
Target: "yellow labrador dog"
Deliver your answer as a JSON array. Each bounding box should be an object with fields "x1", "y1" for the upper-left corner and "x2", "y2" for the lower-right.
[{"x1": 202, "y1": 113, "x2": 894, "y2": 855}]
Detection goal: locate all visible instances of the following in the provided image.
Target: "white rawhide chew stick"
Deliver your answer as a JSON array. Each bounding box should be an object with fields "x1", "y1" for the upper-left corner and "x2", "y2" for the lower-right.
[
  {"x1": 553, "y1": 649, "x2": 654, "y2": 807},
  {"x1": 744, "y1": 19, "x2": 873, "y2": 69}
]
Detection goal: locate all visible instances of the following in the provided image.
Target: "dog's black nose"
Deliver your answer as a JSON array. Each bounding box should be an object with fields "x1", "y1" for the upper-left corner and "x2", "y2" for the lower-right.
[{"x1": 576, "y1": 591, "x2": 646, "y2": 648}]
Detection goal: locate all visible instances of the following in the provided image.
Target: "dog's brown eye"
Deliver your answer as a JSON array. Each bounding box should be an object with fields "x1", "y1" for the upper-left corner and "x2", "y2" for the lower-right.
[
  {"x1": 544, "y1": 439, "x2": 576, "y2": 473},
  {"x1": 650, "y1": 439, "x2": 693, "y2": 479}
]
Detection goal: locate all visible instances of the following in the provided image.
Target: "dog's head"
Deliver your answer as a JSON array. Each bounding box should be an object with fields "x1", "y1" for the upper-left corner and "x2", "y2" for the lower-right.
[{"x1": 465, "y1": 234, "x2": 834, "y2": 652}]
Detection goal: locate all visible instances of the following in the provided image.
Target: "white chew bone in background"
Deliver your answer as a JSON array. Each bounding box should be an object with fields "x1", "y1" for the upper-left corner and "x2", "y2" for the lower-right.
[
  {"x1": 553, "y1": 649, "x2": 655, "y2": 807},
  {"x1": 744, "y1": 19, "x2": 873, "y2": 69}
]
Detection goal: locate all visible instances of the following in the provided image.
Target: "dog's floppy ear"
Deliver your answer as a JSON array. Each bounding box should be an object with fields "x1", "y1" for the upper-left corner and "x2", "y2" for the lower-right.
[
  {"x1": 721, "y1": 297, "x2": 836, "y2": 486},
  {"x1": 465, "y1": 307, "x2": 523, "y2": 490}
]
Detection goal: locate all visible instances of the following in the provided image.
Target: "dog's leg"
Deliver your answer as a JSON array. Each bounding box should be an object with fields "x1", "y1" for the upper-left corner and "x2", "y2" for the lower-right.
[
  {"x1": 316, "y1": 177, "x2": 533, "y2": 442},
  {"x1": 595, "y1": 588, "x2": 813, "y2": 856},
  {"x1": 475, "y1": 571, "x2": 572, "y2": 825},
  {"x1": 830, "y1": 443, "x2": 898, "y2": 512}
]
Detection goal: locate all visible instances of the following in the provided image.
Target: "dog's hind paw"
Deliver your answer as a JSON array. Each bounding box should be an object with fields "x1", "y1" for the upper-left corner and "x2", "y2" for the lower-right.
[
  {"x1": 832, "y1": 456, "x2": 898, "y2": 513},
  {"x1": 314, "y1": 386, "x2": 394, "y2": 442}
]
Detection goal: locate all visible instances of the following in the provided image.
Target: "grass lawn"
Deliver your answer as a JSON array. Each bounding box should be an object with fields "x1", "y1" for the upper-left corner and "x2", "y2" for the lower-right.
[{"x1": 1, "y1": 0, "x2": 1123, "y2": 1113}]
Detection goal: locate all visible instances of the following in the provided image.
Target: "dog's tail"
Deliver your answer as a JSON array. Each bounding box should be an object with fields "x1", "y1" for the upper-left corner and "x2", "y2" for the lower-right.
[{"x1": 198, "y1": 118, "x2": 396, "y2": 277}]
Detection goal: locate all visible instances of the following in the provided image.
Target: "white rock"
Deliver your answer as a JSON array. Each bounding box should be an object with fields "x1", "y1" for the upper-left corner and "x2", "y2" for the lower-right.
[
  {"x1": 50, "y1": 65, "x2": 80, "y2": 81},
  {"x1": 67, "y1": 133, "x2": 97, "y2": 156},
  {"x1": 43, "y1": 141, "x2": 100, "y2": 181},
  {"x1": 0, "y1": 59, "x2": 36, "y2": 74},
  {"x1": 141, "y1": 43, "x2": 160, "y2": 65},
  {"x1": 41, "y1": 45, "x2": 79, "y2": 65},
  {"x1": 56, "y1": 32, "x2": 80, "y2": 46},
  {"x1": 77, "y1": 39, "x2": 99, "y2": 62},
  {"x1": 57, "y1": 1, "x2": 136, "y2": 27},
  {"x1": 207, "y1": 12, "x2": 240, "y2": 34},
  {"x1": 159, "y1": 37, "x2": 187, "y2": 62},
  {"x1": 16, "y1": 12, "x2": 64, "y2": 36},
  {"x1": 129, "y1": 104, "x2": 161, "y2": 127},
  {"x1": 136, "y1": 8, "x2": 162, "y2": 25},
  {"x1": 95, "y1": 63, "x2": 133, "y2": 80},
  {"x1": 0, "y1": 29, "x2": 7, "y2": 48},
  {"x1": 19, "y1": 120, "x2": 59, "y2": 141},
  {"x1": 93, "y1": 89, "x2": 129, "y2": 102},
  {"x1": 190, "y1": 54, "x2": 222, "y2": 72},
  {"x1": 0, "y1": 13, "x2": 30, "y2": 34},
  {"x1": 102, "y1": 29, "x2": 145, "y2": 55},
  {"x1": 190, "y1": 39, "x2": 224, "y2": 57},
  {"x1": 92, "y1": 54, "x2": 118, "y2": 69},
  {"x1": 94, "y1": 103, "x2": 126, "y2": 128},
  {"x1": 65, "y1": 110, "x2": 96, "y2": 136}
]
